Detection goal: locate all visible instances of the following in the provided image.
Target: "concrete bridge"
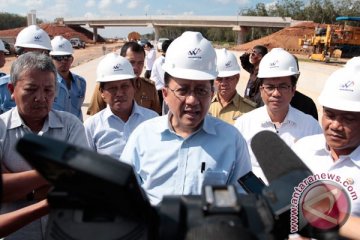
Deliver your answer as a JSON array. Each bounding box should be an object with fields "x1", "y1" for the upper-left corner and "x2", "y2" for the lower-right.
[{"x1": 62, "y1": 15, "x2": 295, "y2": 44}]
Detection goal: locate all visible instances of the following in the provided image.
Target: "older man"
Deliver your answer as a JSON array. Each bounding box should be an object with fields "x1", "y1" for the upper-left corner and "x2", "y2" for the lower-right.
[
  {"x1": 120, "y1": 31, "x2": 251, "y2": 205},
  {"x1": 84, "y1": 53, "x2": 157, "y2": 160},
  {"x1": 0, "y1": 52, "x2": 87, "y2": 239},
  {"x1": 292, "y1": 61, "x2": 360, "y2": 217},
  {"x1": 234, "y1": 48, "x2": 322, "y2": 184},
  {"x1": 209, "y1": 48, "x2": 254, "y2": 124}
]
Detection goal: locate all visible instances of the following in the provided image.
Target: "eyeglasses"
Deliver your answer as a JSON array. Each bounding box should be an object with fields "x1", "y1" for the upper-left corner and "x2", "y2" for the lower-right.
[
  {"x1": 260, "y1": 84, "x2": 292, "y2": 95},
  {"x1": 167, "y1": 86, "x2": 212, "y2": 99},
  {"x1": 52, "y1": 55, "x2": 72, "y2": 61}
]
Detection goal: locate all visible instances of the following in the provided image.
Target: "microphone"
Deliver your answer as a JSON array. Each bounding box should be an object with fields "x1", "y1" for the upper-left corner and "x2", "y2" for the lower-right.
[{"x1": 251, "y1": 130, "x2": 312, "y2": 184}]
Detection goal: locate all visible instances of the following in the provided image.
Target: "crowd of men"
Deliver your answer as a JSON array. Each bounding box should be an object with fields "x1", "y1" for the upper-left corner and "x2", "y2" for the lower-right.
[{"x1": 0, "y1": 25, "x2": 359, "y2": 239}]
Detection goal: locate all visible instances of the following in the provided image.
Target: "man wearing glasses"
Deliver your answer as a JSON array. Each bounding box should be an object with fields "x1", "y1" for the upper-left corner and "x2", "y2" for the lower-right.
[
  {"x1": 120, "y1": 31, "x2": 251, "y2": 205},
  {"x1": 50, "y1": 36, "x2": 86, "y2": 121},
  {"x1": 235, "y1": 48, "x2": 322, "y2": 184}
]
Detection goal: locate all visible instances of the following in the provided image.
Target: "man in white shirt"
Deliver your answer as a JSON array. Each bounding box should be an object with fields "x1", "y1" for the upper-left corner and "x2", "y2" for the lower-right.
[
  {"x1": 293, "y1": 60, "x2": 360, "y2": 216},
  {"x1": 144, "y1": 42, "x2": 156, "y2": 79},
  {"x1": 234, "y1": 48, "x2": 322, "y2": 184},
  {"x1": 84, "y1": 53, "x2": 157, "y2": 160}
]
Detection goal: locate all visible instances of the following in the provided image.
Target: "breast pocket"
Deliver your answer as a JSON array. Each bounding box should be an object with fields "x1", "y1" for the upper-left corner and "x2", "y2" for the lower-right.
[
  {"x1": 202, "y1": 170, "x2": 228, "y2": 186},
  {"x1": 74, "y1": 91, "x2": 85, "y2": 110}
]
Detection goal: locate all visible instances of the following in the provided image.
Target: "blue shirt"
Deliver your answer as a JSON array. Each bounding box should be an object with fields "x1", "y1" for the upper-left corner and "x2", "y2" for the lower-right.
[
  {"x1": 84, "y1": 102, "x2": 158, "y2": 160},
  {"x1": 120, "y1": 114, "x2": 251, "y2": 205},
  {"x1": 0, "y1": 75, "x2": 14, "y2": 113},
  {"x1": 52, "y1": 72, "x2": 86, "y2": 121}
]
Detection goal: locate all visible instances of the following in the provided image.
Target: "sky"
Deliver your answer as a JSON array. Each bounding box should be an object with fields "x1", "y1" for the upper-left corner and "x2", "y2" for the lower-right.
[{"x1": 0, "y1": 0, "x2": 276, "y2": 38}]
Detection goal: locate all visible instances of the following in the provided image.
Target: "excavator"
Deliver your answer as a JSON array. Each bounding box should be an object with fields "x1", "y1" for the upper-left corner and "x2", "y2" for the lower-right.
[{"x1": 299, "y1": 16, "x2": 360, "y2": 62}]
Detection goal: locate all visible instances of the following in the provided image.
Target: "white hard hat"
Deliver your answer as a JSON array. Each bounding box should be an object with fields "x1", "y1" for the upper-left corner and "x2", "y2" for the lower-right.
[
  {"x1": 216, "y1": 48, "x2": 240, "y2": 77},
  {"x1": 318, "y1": 65, "x2": 360, "y2": 112},
  {"x1": 257, "y1": 48, "x2": 299, "y2": 78},
  {"x1": 0, "y1": 40, "x2": 5, "y2": 52},
  {"x1": 50, "y1": 36, "x2": 73, "y2": 55},
  {"x1": 162, "y1": 31, "x2": 218, "y2": 80},
  {"x1": 15, "y1": 25, "x2": 52, "y2": 51},
  {"x1": 96, "y1": 53, "x2": 135, "y2": 82},
  {"x1": 345, "y1": 57, "x2": 360, "y2": 68}
]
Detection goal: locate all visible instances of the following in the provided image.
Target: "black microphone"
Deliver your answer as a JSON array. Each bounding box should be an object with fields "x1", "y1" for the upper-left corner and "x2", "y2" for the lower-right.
[
  {"x1": 251, "y1": 131, "x2": 339, "y2": 239},
  {"x1": 251, "y1": 130, "x2": 312, "y2": 184}
]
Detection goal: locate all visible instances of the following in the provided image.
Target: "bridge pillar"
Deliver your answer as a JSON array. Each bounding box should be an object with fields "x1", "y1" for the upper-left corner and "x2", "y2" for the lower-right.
[
  {"x1": 233, "y1": 26, "x2": 249, "y2": 45},
  {"x1": 153, "y1": 26, "x2": 160, "y2": 41},
  {"x1": 93, "y1": 27, "x2": 98, "y2": 43}
]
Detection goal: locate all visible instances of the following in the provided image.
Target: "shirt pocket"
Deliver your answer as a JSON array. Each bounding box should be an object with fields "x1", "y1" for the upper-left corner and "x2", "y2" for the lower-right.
[
  {"x1": 202, "y1": 170, "x2": 228, "y2": 186},
  {"x1": 74, "y1": 91, "x2": 85, "y2": 110}
]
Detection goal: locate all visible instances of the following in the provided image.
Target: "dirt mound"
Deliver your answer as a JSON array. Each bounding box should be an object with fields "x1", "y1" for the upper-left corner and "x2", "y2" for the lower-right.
[
  {"x1": 233, "y1": 21, "x2": 327, "y2": 54},
  {"x1": 0, "y1": 23, "x2": 104, "y2": 43}
]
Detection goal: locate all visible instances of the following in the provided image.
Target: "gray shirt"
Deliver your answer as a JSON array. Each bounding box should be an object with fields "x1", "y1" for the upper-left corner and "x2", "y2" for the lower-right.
[{"x1": 0, "y1": 107, "x2": 87, "y2": 240}]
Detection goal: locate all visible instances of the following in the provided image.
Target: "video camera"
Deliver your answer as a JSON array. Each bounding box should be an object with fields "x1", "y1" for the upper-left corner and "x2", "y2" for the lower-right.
[{"x1": 6, "y1": 132, "x2": 339, "y2": 240}]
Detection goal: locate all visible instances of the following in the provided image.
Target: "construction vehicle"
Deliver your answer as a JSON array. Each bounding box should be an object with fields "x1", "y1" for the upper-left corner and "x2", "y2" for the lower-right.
[{"x1": 299, "y1": 16, "x2": 360, "y2": 62}]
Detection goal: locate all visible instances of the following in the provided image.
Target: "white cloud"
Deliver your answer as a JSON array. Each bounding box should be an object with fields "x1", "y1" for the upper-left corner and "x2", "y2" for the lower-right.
[
  {"x1": 127, "y1": 0, "x2": 140, "y2": 9},
  {"x1": 115, "y1": 0, "x2": 125, "y2": 3},
  {"x1": 84, "y1": 11, "x2": 98, "y2": 18},
  {"x1": 35, "y1": 0, "x2": 66, "y2": 20},
  {"x1": 85, "y1": 0, "x2": 96, "y2": 8},
  {"x1": 99, "y1": 0, "x2": 112, "y2": 10},
  {"x1": 24, "y1": 0, "x2": 44, "y2": 8}
]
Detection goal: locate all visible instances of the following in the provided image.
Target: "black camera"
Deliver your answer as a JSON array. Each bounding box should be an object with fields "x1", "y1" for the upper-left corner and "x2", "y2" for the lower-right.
[{"x1": 12, "y1": 133, "x2": 339, "y2": 240}]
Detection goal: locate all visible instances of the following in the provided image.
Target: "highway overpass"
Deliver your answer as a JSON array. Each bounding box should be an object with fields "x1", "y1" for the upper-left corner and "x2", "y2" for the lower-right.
[{"x1": 62, "y1": 15, "x2": 295, "y2": 44}]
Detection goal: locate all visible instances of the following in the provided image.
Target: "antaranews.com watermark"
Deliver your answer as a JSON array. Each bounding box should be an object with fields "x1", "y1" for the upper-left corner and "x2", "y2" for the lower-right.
[{"x1": 290, "y1": 173, "x2": 357, "y2": 233}]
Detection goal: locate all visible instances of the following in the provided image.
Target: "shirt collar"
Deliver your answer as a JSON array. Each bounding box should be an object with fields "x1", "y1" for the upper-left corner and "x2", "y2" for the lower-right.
[
  {"x1": 211, "y1": 93, "x2": 240, "y2": 107},
  {"x1": 155, "y1": 112, "x2": 216, "y2": 136},
  {"x1": 261, "y1": 105, "x2": 297, "y2": 125},
  {"x1": 8, "y1": 108, "x2": 63, "y2": 131},
  {"x1": 103, "y1": 101, "x2": 142, "y2": 120},
  {"x1": 336, "y1": 145, "x2": 360, "y2": 168}
]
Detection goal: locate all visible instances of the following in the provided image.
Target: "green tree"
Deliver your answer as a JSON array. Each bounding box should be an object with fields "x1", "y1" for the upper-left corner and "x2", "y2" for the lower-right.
[{"x1": 0, "y1": 12, "x2": 27, "y2": 30}]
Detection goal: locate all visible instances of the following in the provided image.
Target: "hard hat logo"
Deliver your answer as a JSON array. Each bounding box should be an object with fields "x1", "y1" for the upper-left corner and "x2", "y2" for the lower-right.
[
  {"x1": 225, "y1": 61, "x2": 232, "y2": 68},
  {"x1": 113, "y1": 63, "x2": 125, "y2": 72},
  {"x1": 188, "y1": 48, "x2": 202, "y2": 58},
  {"x1": 340, "y1": 81, "x2": 355, "y2": 91},
  {"x1": 269, "y1": 60, "x2": 280, "y2": 68}
]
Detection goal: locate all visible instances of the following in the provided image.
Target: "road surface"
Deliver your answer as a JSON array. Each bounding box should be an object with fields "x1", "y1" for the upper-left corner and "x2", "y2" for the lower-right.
[{"x1": 72, "y1": 50, "x2": 342, "y2": 121}]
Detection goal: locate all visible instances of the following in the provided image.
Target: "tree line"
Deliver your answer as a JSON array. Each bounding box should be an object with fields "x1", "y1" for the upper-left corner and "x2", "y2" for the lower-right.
[{"x1": 0, "y1": 12, "x2": 43, "y2": 30}]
